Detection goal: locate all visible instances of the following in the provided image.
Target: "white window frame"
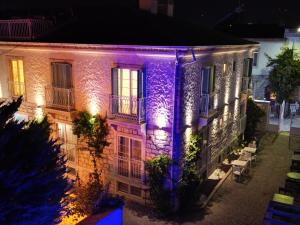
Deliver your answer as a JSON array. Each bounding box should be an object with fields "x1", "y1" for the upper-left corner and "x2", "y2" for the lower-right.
[
  {"x1": 57, "y1": 122, "x2": 77, "y2": 172},
  {"x1": 116, "y1": 135, "x2": 143, "y2": 181}
]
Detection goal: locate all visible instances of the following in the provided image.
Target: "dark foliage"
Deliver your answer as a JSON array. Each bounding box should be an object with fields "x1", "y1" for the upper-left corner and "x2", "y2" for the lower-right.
[
  {"x1": 244, "y1": 98, "x2": 265, "y2": 143},
  {"x1": 72, "y1": 111, "x2": 110, "y2": 157},
  {"x1": 177, "y1": 134, "x2": 203, "y2": 211},
  {"x1": 0, "y1": 97, "x2": 70, "y2": 225},
  {"x1": 266, "y1": 47, "x2": 300, "y2": 103},
  {"x1": 145, "y1": 154, "x2": 173, "y2": 215}
]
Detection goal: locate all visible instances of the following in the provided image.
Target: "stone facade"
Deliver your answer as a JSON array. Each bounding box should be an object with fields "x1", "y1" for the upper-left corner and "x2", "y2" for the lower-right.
[{"x1": 0, "y1": 42, "x2": 258, "y2": 202}]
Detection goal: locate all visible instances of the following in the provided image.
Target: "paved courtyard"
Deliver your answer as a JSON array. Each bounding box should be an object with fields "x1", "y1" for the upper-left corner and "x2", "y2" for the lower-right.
[{"x1": 124, "y1": 133, "x2": 297, "y2": 225}]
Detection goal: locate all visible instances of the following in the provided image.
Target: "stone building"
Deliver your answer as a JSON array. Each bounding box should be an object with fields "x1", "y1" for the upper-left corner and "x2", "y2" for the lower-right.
[{"x1": 0, "y1": 6, "x2": 258, "y2": 203}]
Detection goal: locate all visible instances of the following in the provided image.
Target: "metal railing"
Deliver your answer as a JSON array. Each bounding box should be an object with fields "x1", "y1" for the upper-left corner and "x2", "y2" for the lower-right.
[
  {"x1": 116, "y1": 156, "x2": 142, "y2": 180},
  {"x1": 109, "y1": 95, "x2": 146, "y2": 123},
  {"x1": 45, "y1": 86, "x2": 75, "y2": 111},
  {"x1": 0, "y1": 19, "x2": 53, "y2": 40},
  {"x1": 9, "y1": 81, "x2": 25, "y2": 96},
  {"x1": 241, "y1": 77, "x2": 249, "y2": 93},
  {"x1": 200, "y1": 93, "x2": 215, "y2": 117}
]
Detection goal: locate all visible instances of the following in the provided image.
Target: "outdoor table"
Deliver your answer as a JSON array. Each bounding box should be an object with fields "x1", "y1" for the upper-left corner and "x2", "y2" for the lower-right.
[
  {"x1": 272, "y1": 193, "x2": 294, "y2": 205},
  {"x1": 287, "y1": 172, "x2": 300, "y2": 180},
  {"x1": 231, "y1": 160, "x2": 248, "y2": 168},
  {"x1": 243, "y1": 147, "x2": 257, "y2": 154},
  {"x1": 292, "y1": 154, "x2": 300, "y2": 162}
]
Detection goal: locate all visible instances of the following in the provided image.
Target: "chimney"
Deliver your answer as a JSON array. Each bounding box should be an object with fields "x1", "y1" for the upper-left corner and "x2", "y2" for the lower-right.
[{"x1": 139, "y1": 0, "x2": 174, "y2": 17}]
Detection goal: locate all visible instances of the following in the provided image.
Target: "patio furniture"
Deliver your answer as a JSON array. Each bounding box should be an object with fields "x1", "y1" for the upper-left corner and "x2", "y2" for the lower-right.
[
  {"x1": 272, "y1": 193, "x2": 294, "y2": 205},
  {"x1": 232, "y1": 165, "x2": 245, "y2": 182},
  {"x1": 264, "y1": 201, "x2": 300, "y2": 225},
  {"x1": 285, "y1": 179, "x2": 300, "y2": 193},
  {"x1": 291, "y1": 164, "x2": 300, "y2": 173},
  {"x1": 239, "y1": 151, "x2": 256, "y2": 167},
  {"x1": 231, "y1": 159, "x2": 248, "y2": 168},
  {"x1": 243, "y1": 146, "x2": 257, "y2": 154},
  {"x1": 287, "y1": 172, "x2": 300, "y2": 181},
  {"x1": 292, "y1": 154, "x2": 300, "y2": 162}
]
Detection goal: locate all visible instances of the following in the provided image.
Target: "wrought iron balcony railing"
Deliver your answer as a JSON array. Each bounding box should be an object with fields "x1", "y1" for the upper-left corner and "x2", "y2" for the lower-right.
[
  {"x1": 114, "y1": 156, "x2": 143, "y2": 180},
  {"x1": 0, "y1": 19, "x2": 53, "y2": 40},
  {"x1": 200, "y1": 93, "x2": 216, "y2": 117},
  {"x1": 45, "y1": 86, "x2": 75, "y2": 111},
  {"x1": 109, "y1": 95, "x2": 146, "y2": 123}
]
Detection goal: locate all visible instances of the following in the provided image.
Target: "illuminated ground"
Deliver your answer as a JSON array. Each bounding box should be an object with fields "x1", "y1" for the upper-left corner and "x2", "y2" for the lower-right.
[{"x1": 124, "y1": 132, "x2": 298, "y2": 225}]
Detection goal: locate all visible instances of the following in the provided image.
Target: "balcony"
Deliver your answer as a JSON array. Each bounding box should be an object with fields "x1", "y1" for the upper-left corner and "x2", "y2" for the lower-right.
[
  {"x1": 45, "y1": 86, "x2": 75, "y2": 111},
  {"x1": 0, "y1": 19, "x2": 53, "y2": 41},
  {"x1": 108, "y1": 95, "x2": 146, "y2": 123},
  {"x1": 200, "y1": 93, "x2": 216, "y2": 117}
]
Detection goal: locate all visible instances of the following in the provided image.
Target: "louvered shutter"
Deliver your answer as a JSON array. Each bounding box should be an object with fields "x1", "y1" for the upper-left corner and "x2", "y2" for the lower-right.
[{"x1": 111, "y1": 68, "x2": 119, "y2": 114}]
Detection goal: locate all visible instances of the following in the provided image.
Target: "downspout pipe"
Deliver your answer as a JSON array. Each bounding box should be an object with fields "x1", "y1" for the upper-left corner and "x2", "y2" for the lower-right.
[{"x1": 171, "y1": 48, "x2": 197, "y2": 210}]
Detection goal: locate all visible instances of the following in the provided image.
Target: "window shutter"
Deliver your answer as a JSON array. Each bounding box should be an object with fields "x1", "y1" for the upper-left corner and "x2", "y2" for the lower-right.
[
  {"x1": 111, "y1": 68, "x2": 119, "y2": 114},
  {"x1": 201, "y1": 67, "x2": 210, "y2": 94},
  {"x1": 137, "y1": 69, "x2": 144, "y2": 99},
  {"x1": 210, "y1": 65, "x2": 216, "y2": 93},
  {"x1": 51, "y1": 63, "x2": 72, "y2": 88},
  {"x1": 247, "y1": 58, "x2": 253, "y2": 77}
]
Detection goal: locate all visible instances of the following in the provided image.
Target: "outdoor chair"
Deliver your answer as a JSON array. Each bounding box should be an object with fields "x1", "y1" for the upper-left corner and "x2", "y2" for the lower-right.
[{"x1": 232, "y1": 165, "x2": 245, "y2": 182}]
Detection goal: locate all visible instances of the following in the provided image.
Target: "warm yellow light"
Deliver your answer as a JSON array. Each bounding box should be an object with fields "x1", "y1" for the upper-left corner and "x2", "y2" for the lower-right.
[
  {"x1": 89, "y1": 103, "x2": 99, "y2": 116},
  {"x1": 35, "y1": 106, "x2": 44, "y2": 122},
  {"x1": 223, "y1": 63, "x2": 227, "y2": 73},
  {"x1": 297, "y1": 27, "x2": 300, "y2": 33},
  {"x1": 36, "y1": 95, "x2": 44, "y2": 106}
]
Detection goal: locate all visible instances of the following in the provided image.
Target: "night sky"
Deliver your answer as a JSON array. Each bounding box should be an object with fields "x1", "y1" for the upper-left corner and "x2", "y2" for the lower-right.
[{"x1": 0, "y1": 0, "x2": 299, "y2": 27}]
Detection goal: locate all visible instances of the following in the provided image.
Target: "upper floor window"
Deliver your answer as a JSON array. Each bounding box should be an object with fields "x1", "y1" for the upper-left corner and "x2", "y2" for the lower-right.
[
  {"x1": 9, "y1": 58, "x2": 25, "y2": 96},
  {"x1": 253, "y1": 52, "x2": 259, "y2": 67},
  {"x1": 51, "y1": 62, "x2": 72, "y2": 89},
  {"x1": 45, "y1": 62, "x2": 74, "y2": 111},
  {"x1": 111, "y1": 67, "x2": 145, "y2": 119},
  {"x1": 201, "y1": 65, "x2": 216, "y2": 95}
]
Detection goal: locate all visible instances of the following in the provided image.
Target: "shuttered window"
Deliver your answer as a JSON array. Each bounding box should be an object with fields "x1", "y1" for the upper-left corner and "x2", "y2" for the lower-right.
[
  {"x1": 201, "y1": 65, "x2": 215, "y2": 94},
  {"x1": 10, "y1": 58, "x2": 25, "y2": 96},
  {"x1": 51, "y1": 62, "x2": 72, "y2": 88},
  {"x1": 111, "y1": 67, "x2": 144, "y2": 115}
]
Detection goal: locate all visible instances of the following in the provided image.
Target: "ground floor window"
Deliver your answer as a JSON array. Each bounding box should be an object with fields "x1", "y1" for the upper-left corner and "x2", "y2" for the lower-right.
[
  {"x1": 117, "y1": 181, "x2": 142, "y2": 197},
  {"x1": 57, "y1": 122, "x2": 77, "y2": 173},
  {"x1": 117, "y1": 136, "x2": 142, "y2": 180}
]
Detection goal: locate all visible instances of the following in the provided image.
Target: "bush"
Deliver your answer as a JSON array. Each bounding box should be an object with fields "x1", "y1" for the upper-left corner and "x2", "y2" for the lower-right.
[
  {"x1": 177, "y1": 134, "x2": 203, "y2": 210},
  {"x1": 145, "y1": 154, "x2": 173, "y2": 215},
  {"x1": 244, "y1": 98, "x2": 265, "y2": 143}
]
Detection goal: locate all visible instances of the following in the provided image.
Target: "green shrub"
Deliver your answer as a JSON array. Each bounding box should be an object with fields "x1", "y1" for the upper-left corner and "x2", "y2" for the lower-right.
[{"x1": 145, "y1": 154, "x2": 173, "y2": 215}]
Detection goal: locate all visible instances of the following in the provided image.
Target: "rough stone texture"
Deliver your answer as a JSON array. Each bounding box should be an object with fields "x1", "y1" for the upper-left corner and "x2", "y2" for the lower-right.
[
  {"x1": 0, "y1": 43, "x2": 257, "y2": 202},
  {"x1": 181, "y1": 50, "x2": 253, "y2": 175},
  {"x1": 123, "y1": 133, "x2": 294, "y2": 225}
]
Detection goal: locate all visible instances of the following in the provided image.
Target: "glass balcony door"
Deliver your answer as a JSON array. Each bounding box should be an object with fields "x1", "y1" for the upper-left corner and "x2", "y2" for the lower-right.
[{"x1": 117, "y1": 68, "x2": 138, "y2": 115}]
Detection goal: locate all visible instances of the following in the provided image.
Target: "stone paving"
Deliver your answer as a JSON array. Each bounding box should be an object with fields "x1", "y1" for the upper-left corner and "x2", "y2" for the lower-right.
[{"x1": 123, "y1": 133, "x2": 296, "y2": 225}]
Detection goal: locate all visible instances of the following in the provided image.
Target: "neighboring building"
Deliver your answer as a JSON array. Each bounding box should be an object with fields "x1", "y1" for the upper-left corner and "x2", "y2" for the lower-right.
[
  {"x1": 217, "y1": 24, "x2": 300, "y2": 100},
  {"x1": 0, "y1": 7, "x2": 258, "y2": 203},
  {"x1": 139, "y1": 0, "x2": 174, "y2": 17}
]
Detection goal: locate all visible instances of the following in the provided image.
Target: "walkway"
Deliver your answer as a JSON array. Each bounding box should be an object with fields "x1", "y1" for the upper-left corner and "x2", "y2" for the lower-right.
[{"x1": 123, "y1": 133, "x2": 296, "y2": 225}]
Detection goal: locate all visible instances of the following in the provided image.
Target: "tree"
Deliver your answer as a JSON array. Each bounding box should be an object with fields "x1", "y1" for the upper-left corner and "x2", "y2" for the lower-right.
[
  {"x1": 266, "y1": 47, "x2": 300, "y2": 103},
  {"x1": 0, "y1": 97, "x2": 70, "y2": 225},
  {"x1": 244, "y1": 98, "x2": 265, "y2": 143}
]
